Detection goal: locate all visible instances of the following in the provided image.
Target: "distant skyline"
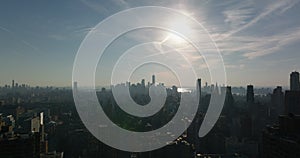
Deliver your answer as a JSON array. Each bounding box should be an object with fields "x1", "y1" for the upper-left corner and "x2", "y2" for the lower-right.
[{"x1": 1, "y1": 0, "x2": 300, "y2": 87}]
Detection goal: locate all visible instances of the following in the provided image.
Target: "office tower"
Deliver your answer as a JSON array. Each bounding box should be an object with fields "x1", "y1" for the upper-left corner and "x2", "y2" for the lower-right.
[
  {"x1": 12, "y1": 80, "x2": 14, "y2": 89},
  {"x1": 222, "y1": 86, "x2": 235, "y2": 115},
  {"x1": 197, "y1": 78, "x2": 201, "y2": 97},
  {"x1": 226, "y1": 86, "x2": 234, "y2": 103},
  {"x1": 40, "y1": 112, "x2": 44, "y2": 140},
  {"x1": 247, "y1": 85, "x2": 254, "y2": 104},
  {"x1": 31, "y1": 117, "x2": 40, "y2": 132},
  {"x1": 271, "y1": 86, "x2": 284, "y2": 116},
  {"x1": 290, "y1": 71, "x2": 300, "y2": 91},
  {"x1": 152, "y1": 74, "x2": 155, "y2": 85},
  {"x1": 284, "y1": 90, "x2": 300, "y2": 115},
  {"x1": 39, "y1": 112, "x2": 48, "y2": 153},
  {"x1": 141, "y1": 79, "x2": 145, "y2": 87}
]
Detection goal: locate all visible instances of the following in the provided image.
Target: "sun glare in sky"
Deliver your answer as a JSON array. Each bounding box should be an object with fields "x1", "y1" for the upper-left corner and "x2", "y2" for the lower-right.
[{"x1": 162, "y1": 15, "x2": 194, "y2": 46}]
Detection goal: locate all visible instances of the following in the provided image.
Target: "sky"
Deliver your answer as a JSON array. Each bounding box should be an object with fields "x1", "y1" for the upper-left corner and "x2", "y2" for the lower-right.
[{"x1": 1, "y1": 0, "x2": 300, "y2": 88}]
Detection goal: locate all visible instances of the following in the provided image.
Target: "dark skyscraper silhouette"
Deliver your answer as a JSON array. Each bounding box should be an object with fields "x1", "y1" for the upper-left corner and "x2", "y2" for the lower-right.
[
  {"x1": 247, "y1": 85, "x2": 254, "y2": 104},
  {"x1": 197, "y1": 78, "x2": 201, "y2": 97},
  {"x1": 271, "y1": 86, "x2": 284, "y2": 116},
  {"x1": 284, "y1": 71, "x2": 300, "y2": 115},
  {"x1": 152, "y1": 74, "x2": 155, "y2": 85},
  {"x1": 12, "y1": 80, "x2": 14, "y2": 89},
  {"x1": 284, "y1": 91, "x2": 300, "y2": 115},
  {"x1": 290, "y1": 71, "x2": 300, "y2": 91},
  {"x1": 225, "y1": 86, "x2": 234, "y2": 104}
]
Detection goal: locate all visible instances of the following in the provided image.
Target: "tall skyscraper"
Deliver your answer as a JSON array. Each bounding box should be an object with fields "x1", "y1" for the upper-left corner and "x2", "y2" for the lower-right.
[
  {"x1": 222, "y1": 86, "x2": 235, "y2": 115},
  {"x1": 284, "y1": 91, "x2": 300, "y2": 115},
  {"x1": 247, "y1": 85, "x2": 254, "y2": 104},
  {"x1": 290, "y1": 71, "x2": 300, "y2": 91},
  {"x1": 271, "y1": 86, "x2": 284, "y2": 116},
  {"x1": 226, "y1": 86, "x2": 234, "y2": 102},
  {"x1": 196, "y1": 79, "x2": 201, "y2": 96},
  {"x1": 141, "y1": 79, "x2": 145, "y2": 87},
  {"x1": 152, "y1": 75, "x2": 155, "y2": 85},
  {"x1": 12, "y1": 80, "x2": 14, "y2": 89}
]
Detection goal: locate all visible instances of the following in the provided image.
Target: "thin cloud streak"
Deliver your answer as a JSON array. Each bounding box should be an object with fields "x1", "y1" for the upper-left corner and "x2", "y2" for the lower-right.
[
  {"x1": 217, "y1": 0, "x2": 299, "y2": 40},
  {"x1": 0, "y1": 25, "x2": 40, "y2": 53},
  {"x1": 216, "y1": 27, "x2": 300, "y2": 59}
]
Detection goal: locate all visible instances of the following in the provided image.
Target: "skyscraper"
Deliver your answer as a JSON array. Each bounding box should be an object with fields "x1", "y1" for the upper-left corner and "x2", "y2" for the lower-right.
[
  {"x1": 271, "y1": 86, "x2": 284, "y2": 116},
  {"x1": 284, "y1": 90, "x2": 300, "y2": 115},
  {"x1": 247, "y1": 85, "x2": 254, "y2": 104},
  {"x1": 226, "y1": 86, "x2": 234, "y2": 103},
  {"x1": 197, "y1": 78, "x2": 201, "y2": 97},
  {"x1": 141, "y1": 79, "x2": 145, "y2": 87},
  {"x1": 12, "y1": 80, "x2": 14, "y2": 89},
  {"x1": 290, "y1": 71, "x2": 300, "y2": 91},
  {"x1": 152, "y1": 75, "x2": 155, "y2": 85}
]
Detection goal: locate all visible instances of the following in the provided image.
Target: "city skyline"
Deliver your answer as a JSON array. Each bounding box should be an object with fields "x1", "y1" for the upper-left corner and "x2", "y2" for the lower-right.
[
  {"x1": 1, "y1": 0, "x2": 300, "y2": 87},
  {"x1": 0, "y1": 72, "x2": 297, "y2": 89}
]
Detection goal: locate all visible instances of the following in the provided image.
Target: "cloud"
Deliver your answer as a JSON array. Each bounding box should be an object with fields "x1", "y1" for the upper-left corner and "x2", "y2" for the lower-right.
[
  {"x1": 0, "y1": 26, "x2": 12, "y2": 33},
  {"x1": 223, "y1": 8, "x2": 254, "y2": 29},
  {"x1": 21, "y1": 40, "x2": 39, "y2": 51},
  {"x1": 80, "y1": 0, "x2": 130, "y2": 14},
  {"x1": 217, "y1": 27, "x2": 300, "y2": 59},
  {"x1": 48, "y1": 34, "x2": 67, "y2": 41},
  {"x1": 243, "y1": 27, "x2": 300, "y2": 59},
  {"x1": 203, "y1": 0, "x2": 300, "y2": 62},
  {"x1": 218, "y1": 0, "x2": 299, "y2": 40},
  {"x1": 0, "y1": 25, "x2": 40, "y2": 53},
  {"x1": 225, "y1": 64, "x2": 245, "y2": 69},
  {"x1": 111, "y1": 0, "x2": 130, "y2": 9},
  {"x1": 79, "y1": 0, "x2": 109, "y2": 14}
]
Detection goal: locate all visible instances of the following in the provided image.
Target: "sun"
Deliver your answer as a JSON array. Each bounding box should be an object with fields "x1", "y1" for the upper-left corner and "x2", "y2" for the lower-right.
[
  {"x1": 161, "y1": 17, "x2": 194, "y2": 46},
  {"x1": 164, "y1": 33, "x2": 186, "y2": 44}
]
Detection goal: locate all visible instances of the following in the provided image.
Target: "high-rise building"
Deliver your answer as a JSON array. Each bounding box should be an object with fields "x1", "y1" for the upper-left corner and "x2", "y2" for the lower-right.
[
  {"x1": 247, "y1": 85, "x2": 254, "y2": 104},
  {"x1": 197, "y1": 78, "x2": 201, "y2": 97},
  {"x1": 284, "y1": 90, "x2": 300, "y2": 115},
  {"x1": 31, "y1": 117, "x2": 40, "y2": 133},
  {"x1": 225, "y1": 86, "x2": 234, "y2": 104},
  {"x1": 12, "y1": 80, "x2": 14, "y2": 89},
  {"x1": 141, "y1": 79, "x2": 145, "y2": 87},
  {"x1": 222, "y1": 86, "x2": 235, "y2": 115},
  {"x1": 290, "y1": 71, "x2": 300, "y2": 91},
  {"x1": 152, "y1": 74, "x2": 155, "y2": 85},
  {"x1": 270, "y1": 86, "x2": 284, "y2": 117}
]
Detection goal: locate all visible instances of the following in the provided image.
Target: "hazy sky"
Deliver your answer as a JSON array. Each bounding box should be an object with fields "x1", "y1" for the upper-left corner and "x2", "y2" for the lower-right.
[{"x1": 1, "y1": 0, "x2": 300, "y2": 87}]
